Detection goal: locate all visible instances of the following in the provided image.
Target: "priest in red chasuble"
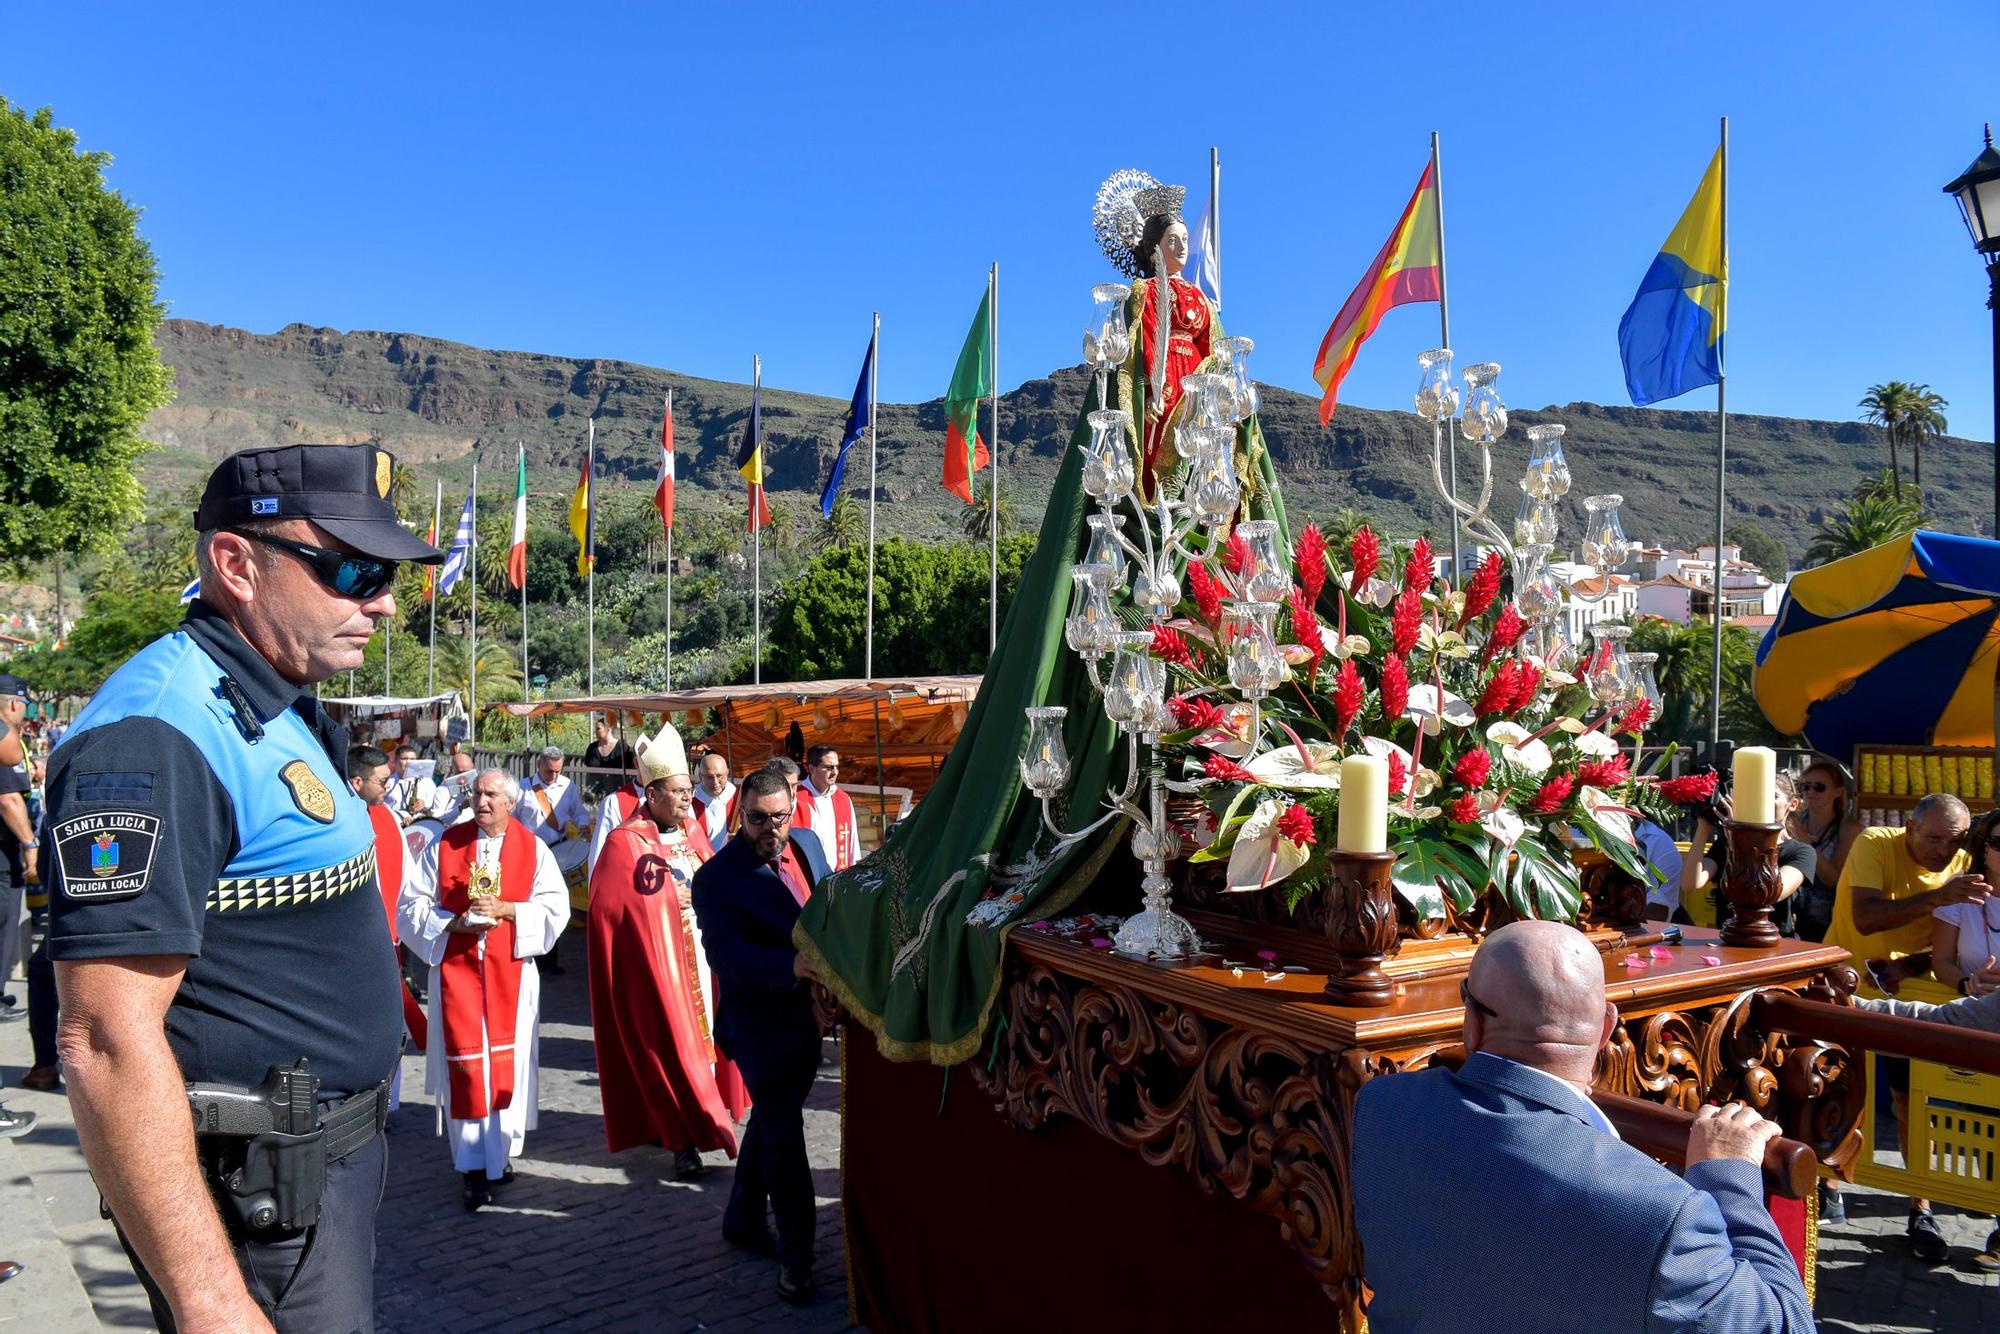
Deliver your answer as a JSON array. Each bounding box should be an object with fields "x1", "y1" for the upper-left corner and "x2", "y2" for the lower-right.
[
  {"x1": 401, "y1": 768, "x2": 570, "y2": 1211},
  {"x1": 794, "y1": 745, "x2": 862, "y2": 872},
  {"x1": 588, "y1": 722, "x2": 747, "y2": 1177}
]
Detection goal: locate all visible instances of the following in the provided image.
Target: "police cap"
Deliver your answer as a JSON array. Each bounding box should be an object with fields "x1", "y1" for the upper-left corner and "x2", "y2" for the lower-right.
[
  {"x1": 0, "y1": 674, "x2": 27, "y2": 699},
  {"x1": 195, "y1": 444, "x2": 444, "y2": 563}
]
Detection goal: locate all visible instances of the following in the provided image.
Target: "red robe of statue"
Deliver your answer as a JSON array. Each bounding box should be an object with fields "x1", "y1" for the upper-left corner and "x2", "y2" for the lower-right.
[
  {"x1": 1136, "y1": 272, "x2": 1214, "y2": 480},
  {"x1": 587, "y1": 810, "x2": 746, "y2": 1156}
]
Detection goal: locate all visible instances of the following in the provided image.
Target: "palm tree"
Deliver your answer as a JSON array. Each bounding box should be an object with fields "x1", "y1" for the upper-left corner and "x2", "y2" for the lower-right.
[
  {"x1": 1859, "y1": 381, "x2": 1950, "y2": 497},
  {"x1": 960, "y1": 487, "x2": 1017, "y2": 542},
  {"x1": 1805, "y1": 476, "x2": 1927, "y2": 566},
  {"x1": 817, "y1": 494, "x2": 866, "y2": 552}
]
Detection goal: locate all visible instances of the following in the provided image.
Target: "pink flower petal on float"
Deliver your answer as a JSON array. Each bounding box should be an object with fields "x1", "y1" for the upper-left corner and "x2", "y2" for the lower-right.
[
  {"x1": 1090, "y1": 937, "x2": 1113, "y2": 950},
  {"x1": 1622, "y1": 955, "x2": 1647, "y2": 969},
  {"x1": 1256, "y1": 949, "x2": 1279, "y2": 963},
  {"x1": 1649, "y1": 947, "x2": 1674, "y2": 961},
  {"x1": 1701, "y1": 955, "x2": 1723, "y2": 967}
]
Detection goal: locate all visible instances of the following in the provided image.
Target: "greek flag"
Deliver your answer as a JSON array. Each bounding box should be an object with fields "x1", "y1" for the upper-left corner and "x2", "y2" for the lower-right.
[
  {"x1": 179, "y1": 577, "x2": 201, "y2": 604},
  {"x1": 438, "y1": 490, "x2": 476, "y2": 596}
]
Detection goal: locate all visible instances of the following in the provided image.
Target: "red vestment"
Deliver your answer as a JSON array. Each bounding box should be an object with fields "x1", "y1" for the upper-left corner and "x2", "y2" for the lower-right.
[
  {"x1": 587, "y1": 811, "x2": 744, "y2": 1156},
  {"x1": 1137, "y1": 273, "x2": 1214, "y2": 480},
  {"x1": 435, "y1": 819, "x2": 537, "y2": 1119},
  {"x1": 367, "y1": 803, "x2": 427, "y2": 1050}
]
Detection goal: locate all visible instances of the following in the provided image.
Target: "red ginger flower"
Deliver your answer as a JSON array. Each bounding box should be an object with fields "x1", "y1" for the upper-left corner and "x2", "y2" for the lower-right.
[
  {"x1": 1577, "y1": 755, "x2": 1632, "y2": 789},
  {"x1": 1390, "y1": 588, "x2": 1422, "y2": 659},
  {"x1": 1151, "y1": 623, "x2": 1194, "y2": 668},
  {"x1": 1276, "y1": 803, "x2": 1317, "y2": 847},
  {"x1": 1296, "y1": 523, "x2": 1329, "y2": 606},
  {"x1": 1380, "y1": 655, "x2": 1410, "y2": 721},
  {"x1": 1187, "y1": 561, "x2": 1223, "y2": 625},
  {"x1": 1508, "y1": 661, "x2": 1544, "y2": 712},
  {"x1": 1482, "y1": 604, "x2": 1527, "y2": 664},
  {"x1": 1223, "y1": 526, "x2": 1252, "y2": 577},
  {"x1": 1349, "y1": 526, "x2": 1380, "y2": 590},
  {"x1": 1168, "y1": 695, "x2": 1225, "y2": 732},
  {"x1": 1460, "y1": 551, "x2": 1504, "y2": 626},
  {"x1": 1385, "y1": 749, "x2": 1409, "y2": 798},
  {"x1": 1288, "y1": 584, "x2": 1323, "y2": 680},
  {"x1": 1333, "y1": 659, "x2": 1364, "y2": 736},
  {"x1": 1477, "y1": 660, "x2": 1521, "y2": 716},
  {"x1": 1204, "y1": 754, "x2": 1256, "y2": 784},
  {"x1": 1657, "y1": 771, "x2": 1720, "y2": 806},
  {"x1": 1529, "y1": 772, "x2": 1576, "y2": 814},
  {"x1": 1452, "y1": 748, "x2": 1493, "y2": 789},
  {"x1": 1615, "y1": 698, "x2": 1654, "y2": 735},
  {"x1": 1405, "y1": 537, "x2": 1433, "y2": 593},
  {"x1": 1447, "y1": 793, "x2": 1481, "y2": 824}
]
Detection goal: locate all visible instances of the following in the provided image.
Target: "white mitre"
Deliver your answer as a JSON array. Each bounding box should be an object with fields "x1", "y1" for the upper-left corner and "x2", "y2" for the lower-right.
[{"x1": 634, "y1": 721, "x2": 689, "y2": 787}]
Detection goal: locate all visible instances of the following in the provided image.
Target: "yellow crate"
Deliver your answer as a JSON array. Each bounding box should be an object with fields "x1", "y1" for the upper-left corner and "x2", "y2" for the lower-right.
[
  {"x1": 1925, "y1": 754, "x2": 1945, "y2": 793},
  {"x1": 1942, "y1": 755, "x2": 1960, "y2": 794},
  {"x1": 1907, "y1": 1062, "x2": 2000, "y2": 1213},
  {"x1": 1983, "y1": 758, "x2": 1996, "y2": 799},
  {"x1": 1861, "y1": 753, "x2": 1878, "y2": 793}
]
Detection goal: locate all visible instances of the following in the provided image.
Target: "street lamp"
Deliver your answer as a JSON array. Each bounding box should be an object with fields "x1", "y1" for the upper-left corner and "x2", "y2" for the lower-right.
[{"x1": 1943, "y1": 123, "x2": 2000, "y2": 533}]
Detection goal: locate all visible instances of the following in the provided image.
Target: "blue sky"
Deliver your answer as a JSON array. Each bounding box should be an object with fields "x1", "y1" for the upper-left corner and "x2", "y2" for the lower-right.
[{"x1": 7, "y1": 2, "x2": 1996, "y2": 439}]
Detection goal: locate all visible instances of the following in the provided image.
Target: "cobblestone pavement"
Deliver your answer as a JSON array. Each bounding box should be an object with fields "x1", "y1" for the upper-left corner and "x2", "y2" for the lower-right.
[{"x1": 5, "y1": 932, "x2": 1999, "y2": 1331}]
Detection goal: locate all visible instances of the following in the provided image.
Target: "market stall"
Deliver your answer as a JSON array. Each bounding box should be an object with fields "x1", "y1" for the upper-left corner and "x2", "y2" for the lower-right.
[{"x1": 319, "y1": 690, "x2": 465, "y2": 751}]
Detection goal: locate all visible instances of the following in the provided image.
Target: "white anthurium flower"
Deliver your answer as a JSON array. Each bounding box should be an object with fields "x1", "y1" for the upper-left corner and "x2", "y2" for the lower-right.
[
  {"x1": 1416, "y1": 624, "x2": 1474, "y2": 659},
  {"x1": 1245, "y1": 740, "x2": 1345, "y2": 791},
  {"x1": 1480, "y1": 803, "x2": 1526, "y2": 847},
  {"x1": 1410, "y1": 805, "x2": 1443, "y2": 821},
  {"x1": 1577, "y1": 785, "x2": 1635, "y2": 846},
  {"x1": 1185, "y1": 807, "x2": 1220, "y2": 850},
  {"x1": 1225, "y1": 798, "x2": 1312, "y2": 892},
  {"x1": 1412, "y1": 767, "x2": 1441, "y2": 798},
  {"x1": 1405, "y1": 683, "x2": 1476, "y2": 736},
  {"x1": 1542, "y1": 666, "x2": 1578, "y2": 687},
  {"x1": 1573, "y1": 729, "x2": 1621, "y2": 759},
  {"x1": 1193, "y1": 703, "x2": 1259, "y2": 759},
  {"x1": 1554, "y1": 717, "x2": 1590, "y2": 735},
  {"x1": 1354, "y1": 576, "x2": 1399, "y2": 608},
  {"x1": 1485, "y1": 721, "x2": 1552, "y2": 775},
  {"x1": 1329, "y1": 632, "x2": 1373, "y2": 660},
  {"x1": 1281, "y1": 642, "x2": 1315, "y2": 665}
]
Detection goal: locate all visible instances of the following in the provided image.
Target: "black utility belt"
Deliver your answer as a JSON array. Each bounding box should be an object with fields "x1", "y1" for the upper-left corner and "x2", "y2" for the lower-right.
[{"x1": 186, "y1": 1059, "x2": 389, "y2": 1234}]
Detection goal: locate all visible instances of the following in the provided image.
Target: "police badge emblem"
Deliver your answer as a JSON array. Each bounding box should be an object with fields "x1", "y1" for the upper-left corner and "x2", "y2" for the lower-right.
[
  {"x1": 375, "y1": 450, "x2": 392, "y2": 499},
  {"x1": 280, "y1": 760, "x2": 337, "y2": 824}
]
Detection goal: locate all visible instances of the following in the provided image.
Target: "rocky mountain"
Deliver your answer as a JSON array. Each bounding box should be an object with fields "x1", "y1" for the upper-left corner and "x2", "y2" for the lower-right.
[{"x1": 143, "y1": 319, "x2": 1993, "y2": 562}]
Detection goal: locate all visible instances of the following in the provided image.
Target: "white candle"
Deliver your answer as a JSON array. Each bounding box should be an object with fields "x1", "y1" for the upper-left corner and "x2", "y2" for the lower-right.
[
  {"x1": 1734, "y1": 746, "x2": 1776, "y2": 825},
  {"x1": 1337, "y1": 755, "x2": 1389, "y2": 854}
]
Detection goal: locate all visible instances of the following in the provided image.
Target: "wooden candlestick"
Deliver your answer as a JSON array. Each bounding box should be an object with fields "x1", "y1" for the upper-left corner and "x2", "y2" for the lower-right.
[
  {"x1": 1323, "y1": 849, "x2": 1398, "y2": 1006},
  {"x1": 1721, "y1": 819, "x2": 1784, "y2": 949}
]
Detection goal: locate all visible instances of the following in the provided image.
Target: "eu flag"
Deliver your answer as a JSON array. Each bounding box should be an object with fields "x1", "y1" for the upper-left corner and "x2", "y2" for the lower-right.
[
  {"x1": 821, "y1": 336, "x2": 875, "y2": 519},
  {"x1": 1618, "y1": 147, "x2": 1726, "y2": 406}
]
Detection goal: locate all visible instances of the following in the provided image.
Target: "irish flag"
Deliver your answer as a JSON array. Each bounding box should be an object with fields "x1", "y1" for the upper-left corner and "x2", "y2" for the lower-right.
[
  {"x1": 943, "y1": 285, "x2": 992, "y2": 503},
  {"x1": 506, "y1": 445, "x2": 529, "y2": 590},
  {"x1": 655, "y1": 392, "x2": 676, "y2": 533},
  {"x1": 1312, "y1": 158, "x2": 1441, "y2": 424}
]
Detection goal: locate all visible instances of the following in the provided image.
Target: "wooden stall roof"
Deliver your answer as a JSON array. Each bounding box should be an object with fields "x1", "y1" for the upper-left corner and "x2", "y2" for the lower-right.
[{"x1": 504, "y1": 676, "x2": 981, "y2": 801}]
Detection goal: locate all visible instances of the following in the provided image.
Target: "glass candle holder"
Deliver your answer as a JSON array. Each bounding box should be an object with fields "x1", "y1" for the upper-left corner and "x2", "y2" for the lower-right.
[
  {"x1": 1510, "y1": 544, "x2": 1564, "y2": 621},
  {"x1": 1221, "y1": 600, "x2": 1283, "y2": 698},
  {"x1": 1180, "y1": 372, "x2": 1234, "y2": 429},
  {"x1": 1019, "y1": 706, "x2": 1071, "y2": 796},
  {"x1": 1579, "y1": 494, "x2": 1634, "y2": 571},
  {"x1": 1130, "y1": 559, "x2": 1181, "y2": 617},
  {"x1": 1236, "y1": 519, "x2": 1289, "y2": 603},
  {"x1": 1085, "y1": 283, "x2": 1132, "y2": 373},
  {"x1": 1513, "y1": 490, "x2": 1559, "y2": 547},
  {"x1": 1461, "y1": 362, "x2": 1508, "y2": 443},
  {"x1": 1522, "y1": 425, "x2": 1571, "y2": 500},
  {"x1": 1216, "y1": 335, "x2": 1259, "y2": 421},
  {"x1": 1415, "y1": 348, "x2": 1460, "y2": 423},
  {"x1": 1188, "y1": 431, "x2": 1241, "y2": 525},
  {"x1": 1082, "y1": 409, "x2": 1135, "y2": 502},
  {"x1": 1104, "y1": 632, "x2": 1164, "y2": 730},
  {"x1": 1172, "y1": 423, "x2": 1232, "y2": 463},
  {"x1": 1065, "y1": 564, "x2": 1120, "y2": 659},
  {"x1": 1628, "y1": 651, "x2": 1663, "y2": 711},
  {"x1": 1585, "y1": 625, "x2": 1635, "y2": 706},
  {"x1": 1083, "y1": 512, "x2": 1127, "y2": 583}
]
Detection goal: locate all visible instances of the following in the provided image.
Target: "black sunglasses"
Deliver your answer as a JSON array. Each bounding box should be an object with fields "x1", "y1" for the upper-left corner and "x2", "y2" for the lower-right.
[
  {"x1": 229, "y1": 529, "x2": 398, "y2": 599},
  {"x1": 743, "y1": 808, "x2": 792, "y2": 826},
  {"x1": 1984, "y1": 834, "x2": 2000, "y2": 853},
  {"x1": 1798, "y1": 780, "x2": 1833, "y2": 794},
  {"x1": 1460, "y1": 978, "x2": 1499, "y2": 1020}
]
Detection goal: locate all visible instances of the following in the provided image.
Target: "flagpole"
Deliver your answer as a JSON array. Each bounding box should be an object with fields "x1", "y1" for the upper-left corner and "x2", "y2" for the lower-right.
[
  {"x1": 1432, "y1": 131, "x2": 1464, "y2": 583},
  {"x1": 427, "y1": 481, "x2": 442, "y2": 696},
  {"x1": 988, "y1": 262, "x2": 1000, "y2": 655},
  {"x1": 753, "y1": 354, "x2": 763, "y2": 685},
  {"x1": 469, "y1": 460, "x2": 479, "y2": 748},
  {"x1": 1709, "y1": 115, "x2": 1729, "y2": 749},
  {"x1": 586, "y1": 417, "x2": 597, "y2": 696},
  {"x1": 672, "y1": 386, "x2": 680, "y2": 696},
  {"x1": 518, "y1": 441, "x2": 529, "y2": 730},
  {"x1": 865, "y1": 312, "x2": 880, "y2": 681},
  {"x1": 1210, "y1": 145, "x2": 1221, "y2": 309}
]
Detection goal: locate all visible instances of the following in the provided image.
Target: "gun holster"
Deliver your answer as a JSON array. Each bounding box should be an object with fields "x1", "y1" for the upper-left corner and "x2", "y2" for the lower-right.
[{"x1": 187, "y1": 1059, "x2": 327, "y2": 1234}]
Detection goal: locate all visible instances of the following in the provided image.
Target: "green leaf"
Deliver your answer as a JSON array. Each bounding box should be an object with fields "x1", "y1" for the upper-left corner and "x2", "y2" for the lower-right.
[
  {"x1": 1392, "y1": 835, "x2": 1474, "y2": 921},
  {"x1": 1576, "y1": 808, "x2": 1647, "y2": 881},
  {"x1": 1512, "y1": 838, "x2": 1583, "y2": 921}
]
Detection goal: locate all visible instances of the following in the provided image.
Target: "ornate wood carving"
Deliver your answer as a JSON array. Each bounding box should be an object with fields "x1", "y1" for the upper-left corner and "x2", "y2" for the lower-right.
[
  {"x1": 1322, "y1": 851, "x2": 1399, "y2": 1007},
  {"x1": 1721, "y1": 821, "x2": 1785, "y2": 948}
]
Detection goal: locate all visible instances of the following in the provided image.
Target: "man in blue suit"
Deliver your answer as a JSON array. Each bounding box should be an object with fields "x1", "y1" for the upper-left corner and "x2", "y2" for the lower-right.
[
  {"x1": 1353, "y1": 921, "x2": 1813, "y2": 1333},
  {"x1": 692, "y1": 769, "x2": 823, "y2": 1306}
]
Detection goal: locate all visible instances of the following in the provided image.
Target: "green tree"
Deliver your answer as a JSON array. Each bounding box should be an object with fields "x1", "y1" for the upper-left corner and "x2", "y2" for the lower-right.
[
  {"x1": 959, "y1": 486, "x2": 1018, "y2": 542},
  {"x1": 0, "y1": 99, "x2": 174, "y2": 561},
  {"x1": 1726, "y1": 521, "x2": 1787, "y2": 578},
  {"x1": 816, "y1": 494, "x2": 866, "y2": 552},
  {"x1": 1859, "y1": 381, "x2": 1949, "y2": 497},
  {"x1": 7, "y1": 561, "x2": 183, "y2": 702},
  {"x1": 1626, "y1": 617, "x2": 1783, "y2": 747},
  {"x1": 1805, "y1": 471, "x2": 1926, "y2": 567}
]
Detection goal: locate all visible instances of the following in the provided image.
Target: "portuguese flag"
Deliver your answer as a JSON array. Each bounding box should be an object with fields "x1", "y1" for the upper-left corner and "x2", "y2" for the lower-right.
[{"x1": 943, "y1": 286, "x2": 993, "y2": 503}]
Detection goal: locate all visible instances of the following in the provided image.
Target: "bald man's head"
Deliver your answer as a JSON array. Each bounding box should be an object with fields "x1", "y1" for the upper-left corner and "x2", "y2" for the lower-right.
[{"x1": 1464, "y1": 921, "x2": 1616, "y2": 1090}]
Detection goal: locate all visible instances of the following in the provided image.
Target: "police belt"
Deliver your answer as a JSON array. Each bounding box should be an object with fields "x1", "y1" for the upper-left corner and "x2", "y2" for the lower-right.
[{"x1": 186, "y1": 1060, "x2": 389, "y2": 1233}]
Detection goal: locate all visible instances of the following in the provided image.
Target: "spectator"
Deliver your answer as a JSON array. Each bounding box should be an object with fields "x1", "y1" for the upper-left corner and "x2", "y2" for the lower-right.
[
  {"x1": 583, "y1": 714, "x2": 636, "y2": 794},
  {"x1": 1789, "y1": 755, "x2": 1858, "y2": 942},
  {"x1": 1680, "y1": 775, "x2": 1815, "y2": 936},
  {"x1": 1932, "y1": 807, "x2": 2000, "y2": 998}
]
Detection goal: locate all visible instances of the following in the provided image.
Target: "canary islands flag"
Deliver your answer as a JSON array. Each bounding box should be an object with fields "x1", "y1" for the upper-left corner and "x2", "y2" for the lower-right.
[{"x1": 1618, "y1": 147, "x2": 1726, "y2": 406}]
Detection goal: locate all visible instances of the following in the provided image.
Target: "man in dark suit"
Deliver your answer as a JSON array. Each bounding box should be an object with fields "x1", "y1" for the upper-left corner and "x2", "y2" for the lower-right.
[
  {"x1": 1353, "y1": 921, "x2": 1813, "y2": 1333},
  {"x1": 691, "y1": 769, "x2": 822, "y2": 1306}
]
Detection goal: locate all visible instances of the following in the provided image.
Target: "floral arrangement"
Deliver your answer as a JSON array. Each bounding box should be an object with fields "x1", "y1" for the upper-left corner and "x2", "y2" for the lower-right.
[{"x1": 1156, "y1": 522, "x2": 1678, "y2": 922}]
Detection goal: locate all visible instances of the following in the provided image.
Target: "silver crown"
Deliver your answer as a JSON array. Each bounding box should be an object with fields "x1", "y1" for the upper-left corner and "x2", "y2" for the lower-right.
[
  {"x1": 1093, "y1": 169, "x2": 1157, "y2": 278},
  {"x1": 1133, "y1": 184, "x2": 1185, "y2": 222}
]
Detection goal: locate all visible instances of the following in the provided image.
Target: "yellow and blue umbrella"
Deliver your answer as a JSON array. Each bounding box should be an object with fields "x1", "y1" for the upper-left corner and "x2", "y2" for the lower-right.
[{"x1": 1756, "y1": 530, "x2": 2000, "y2": 754}]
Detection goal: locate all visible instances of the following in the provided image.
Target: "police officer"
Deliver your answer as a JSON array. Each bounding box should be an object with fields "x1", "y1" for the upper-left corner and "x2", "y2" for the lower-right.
[{"x1": 45, "y1": 444, "x2": 442, "y2": 1333}]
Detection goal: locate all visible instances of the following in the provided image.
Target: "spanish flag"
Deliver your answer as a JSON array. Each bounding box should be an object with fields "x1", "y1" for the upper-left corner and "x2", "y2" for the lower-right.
[
  {"x1": 568, "y1": 445, "x2": 594, "y2": 577},
  {"x1": 736, "y1": 370, "x2": 773, "y2": 532},
  {"x1": 1311, "y1": 159, "x2": 1441, "y2": 424},
  {"x1": 1618, "y1": 147, "x2": 1725, "y2": 406}
]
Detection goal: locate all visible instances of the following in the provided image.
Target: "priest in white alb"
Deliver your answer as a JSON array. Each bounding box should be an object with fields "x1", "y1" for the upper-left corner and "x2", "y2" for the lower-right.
[
  {"x1": 693, "y1": 749, "x2": 737, "y2": 847},
  {"x1": 794, "y1": 745, "x2": 862, "y2": 872},
  {"x1": 401, "y1": 767, "x2": 569, "y2": 1211},
  {"x1": 516, "y1": 744, "x2": 593, "y2": 877}
]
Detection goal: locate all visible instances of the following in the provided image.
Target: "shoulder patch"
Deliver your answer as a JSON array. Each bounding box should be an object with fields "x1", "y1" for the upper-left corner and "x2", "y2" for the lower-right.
[
  {"x1": 280, "y1": 761, "x2": 337, "y2": 824},
  {"x1": 52, "y1": 811, "x2": 162, "y2": 900}
]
